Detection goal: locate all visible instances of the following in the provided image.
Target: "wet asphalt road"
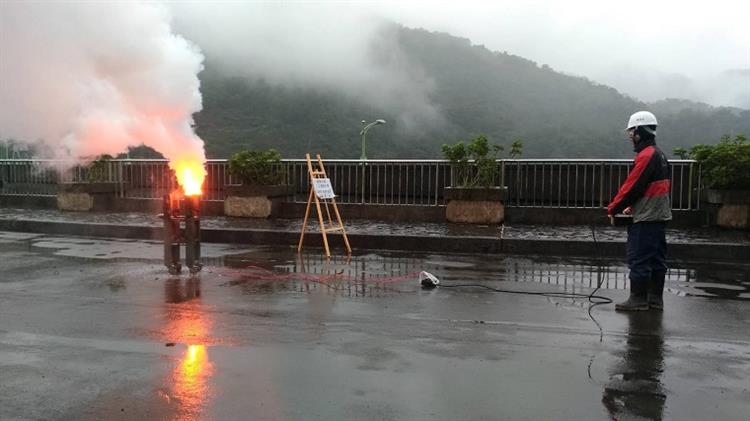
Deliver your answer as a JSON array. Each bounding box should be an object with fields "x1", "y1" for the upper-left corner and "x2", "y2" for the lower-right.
[{"x1": 1, "y1": 231, "x2": 748, "y2": 420}]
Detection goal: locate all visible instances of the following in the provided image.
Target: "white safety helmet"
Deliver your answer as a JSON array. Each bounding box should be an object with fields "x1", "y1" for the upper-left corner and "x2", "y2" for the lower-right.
[{"x1": 626, "y1": 111, "x2": 658, "y2": 135}]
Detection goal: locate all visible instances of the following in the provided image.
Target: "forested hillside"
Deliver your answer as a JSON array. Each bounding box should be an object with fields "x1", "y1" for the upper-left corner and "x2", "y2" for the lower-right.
[{"x1": 193, "y1": 25, "x2": 750, "y2": 159}]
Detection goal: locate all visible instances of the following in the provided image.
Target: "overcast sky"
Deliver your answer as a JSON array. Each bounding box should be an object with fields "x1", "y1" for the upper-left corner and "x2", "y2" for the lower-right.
[
  {"x1": 371, "y1": 0, "x2": 750, "y2": 107},
  {"x1": 168, "y1": 1, "x2": 749, "y2": 108}
]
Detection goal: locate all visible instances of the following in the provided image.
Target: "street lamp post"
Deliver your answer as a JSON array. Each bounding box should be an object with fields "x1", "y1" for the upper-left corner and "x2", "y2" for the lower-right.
[
  {"x1": 358, "y1": 119, "x2": 386, "y2": 203},
  {"x1": 359, "y1": 119, "x2": 386, "y2": 161}
]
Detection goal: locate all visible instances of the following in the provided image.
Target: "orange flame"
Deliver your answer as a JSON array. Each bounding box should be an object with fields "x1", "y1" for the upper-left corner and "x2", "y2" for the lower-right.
[{"x1": 172, "y1": 160, "x2": 205, "y2": 196}]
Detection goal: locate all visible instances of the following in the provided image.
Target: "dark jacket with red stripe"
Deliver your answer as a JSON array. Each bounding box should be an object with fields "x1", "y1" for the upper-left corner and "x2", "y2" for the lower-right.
[{"x1": 607, "y1": 140, "x2": 672, "y2": 223}]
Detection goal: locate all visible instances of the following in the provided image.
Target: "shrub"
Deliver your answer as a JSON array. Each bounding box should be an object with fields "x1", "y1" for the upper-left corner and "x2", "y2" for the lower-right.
[
  {"x1": 228, "y1": 148, "x2": 285, "y2": 185},
  {"x1": 674, "y1": 134, "x2": 749, "y2": 190},
  {"x1": 442, "y1": 135, "x2": 522, "y2": 187},
  {"x1": 86, "y1": 154, "x2": 113, "y2": 183}
]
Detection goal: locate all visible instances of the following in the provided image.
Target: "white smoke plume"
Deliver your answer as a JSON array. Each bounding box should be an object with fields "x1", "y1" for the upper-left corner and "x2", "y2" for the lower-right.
[{"x1": 0, "y1": 2, "x2": 206, "y2": 168}]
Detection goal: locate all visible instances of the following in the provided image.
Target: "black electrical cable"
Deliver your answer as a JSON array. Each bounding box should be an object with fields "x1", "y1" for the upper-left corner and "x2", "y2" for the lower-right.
[
  {"x1": 437, "y1": 283, "x2": 613, "y2": 304},
  {"x1": 437, "y1": 224, "x2": 613, "y2": 303},
  {"x1": 587, "y1": 223, "x2": 612, "y2": 341},
  {"x1": 436, "y1": 224, "x2": 613, "y2": 338},
  {"x1": 587, "y1": 223, "x2": 611, "y2": 304},
  {"x1": 438, "y1": 283, "x2": 611, "y2": 302}
]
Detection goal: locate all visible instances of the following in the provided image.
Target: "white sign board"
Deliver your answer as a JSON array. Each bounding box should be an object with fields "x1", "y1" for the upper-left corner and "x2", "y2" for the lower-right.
[{"x1": 312, "y1": 178, "x2": 336, "y2": 199}]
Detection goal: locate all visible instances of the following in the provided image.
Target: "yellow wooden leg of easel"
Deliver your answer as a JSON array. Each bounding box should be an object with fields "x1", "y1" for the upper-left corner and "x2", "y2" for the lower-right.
[
  {"x1": 331, "y1": 198, "x2": 351, "y2": 254},
  {"x1": 298, "y1": 188, "x2": 315, "y2": 252},
  {"x1": 314, "y1": 193, "x2": 330, "y2": 258}
]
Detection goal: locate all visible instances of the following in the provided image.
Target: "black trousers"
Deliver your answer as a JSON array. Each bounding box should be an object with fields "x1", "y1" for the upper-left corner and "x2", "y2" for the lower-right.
[{"x1": 626, "y1": 221, "x2": 667, "y2": 285}]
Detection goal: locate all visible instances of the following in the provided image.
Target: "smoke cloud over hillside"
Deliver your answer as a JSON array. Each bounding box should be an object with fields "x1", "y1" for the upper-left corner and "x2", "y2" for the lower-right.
[
  {"x1": 168, "y1": 3, "x2": 441, "y2": 130},
  {"x1": 0, "y1": 2, "x2": 206, "y2": 166}
]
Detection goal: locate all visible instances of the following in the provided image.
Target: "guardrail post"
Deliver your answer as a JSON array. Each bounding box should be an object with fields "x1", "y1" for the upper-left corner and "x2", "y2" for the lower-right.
[
  {"x1": 599, "y1": 162, "x2": 604, "y2": 208},
  {"x1": 360, "y1": 161, "x2": 366, "y2": 205},
  {"x1": 698, "y1": 162, "x2": 703, "y2": 211},
  {"x1": 434, "y1": 161, "x2": 440, "y2": 205},
  {"x1": 500, "y1": 159, "x2": 505, "y2": 190}
]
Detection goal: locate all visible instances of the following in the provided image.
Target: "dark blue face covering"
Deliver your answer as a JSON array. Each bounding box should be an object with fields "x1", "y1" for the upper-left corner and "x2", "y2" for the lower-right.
[
  {"x1": 633, "y1": 137, "x2": 655, "y2": 153},
  {"x1": 633, "y1": 127, "x2": 656, "y2": 152}
]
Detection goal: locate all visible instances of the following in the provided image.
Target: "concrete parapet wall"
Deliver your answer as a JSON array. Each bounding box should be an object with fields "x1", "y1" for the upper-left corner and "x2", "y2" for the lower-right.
[
  {"x1": 0, "y1": 195, "x2": 56, "y2": 208},
  {"x1": 0, "y1": 195, "x2": 711, "y2": 226},
  {"x1": 280, "y1": 203, "x2": 446, "y2": 222}
]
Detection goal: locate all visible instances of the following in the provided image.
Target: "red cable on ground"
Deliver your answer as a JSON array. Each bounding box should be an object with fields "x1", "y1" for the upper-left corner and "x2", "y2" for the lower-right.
[{"x1": 212, "y1": 264, "x2": 421, "y2": 289}]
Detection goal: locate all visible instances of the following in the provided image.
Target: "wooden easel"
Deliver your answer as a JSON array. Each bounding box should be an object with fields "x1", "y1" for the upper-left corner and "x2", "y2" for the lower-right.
[{"x1": 298, "y1": 153, "x2": 351, "y2": 257}]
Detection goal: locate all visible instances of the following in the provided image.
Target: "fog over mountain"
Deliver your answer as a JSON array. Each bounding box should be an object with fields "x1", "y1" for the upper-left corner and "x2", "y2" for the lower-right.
[
  {"x1": 170, "y1": 1, "x2": 749, "y2": 110},
  {"x1": 365, "y1": 1, "x2": 749, "y2": 109},
  {"x1": 187, "y1": 24, "x2": 749, "y2": 159},
  {"x1": 162, "y1": 3, "x2": 749, "y2": 158},
  {"x1": 595, "y1": 67, "x2": 750, "y2": 110},
  {"x1": 1, "y1": 2, "x2": 747, "y2": 161}
]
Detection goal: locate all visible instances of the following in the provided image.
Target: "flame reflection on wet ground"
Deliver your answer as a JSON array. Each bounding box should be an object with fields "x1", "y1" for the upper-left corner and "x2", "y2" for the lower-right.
[{"x1": 160, "y1": 278, "x2": 214, "y2": 420}]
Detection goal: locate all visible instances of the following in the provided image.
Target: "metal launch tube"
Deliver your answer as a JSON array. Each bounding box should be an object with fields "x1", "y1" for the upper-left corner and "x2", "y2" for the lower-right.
[
  {"x1": 184, "y1": 195, "x2": 202, "y2": 274},
  {"x1": 162, "y1": 193, "x2": 202, "y2": 275},
  {"x1": 163, "y1": 194, "x2": 182, "y2": 275}
]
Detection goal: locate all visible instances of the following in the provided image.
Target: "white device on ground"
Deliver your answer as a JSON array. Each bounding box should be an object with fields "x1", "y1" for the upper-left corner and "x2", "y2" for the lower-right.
[{"x1": 419, "y1": 271, "x2": 440, "y2": 288}]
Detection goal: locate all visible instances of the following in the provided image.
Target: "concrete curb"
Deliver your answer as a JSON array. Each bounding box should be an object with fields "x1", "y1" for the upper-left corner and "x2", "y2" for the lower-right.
[{"x1": 0, "y1": 218, "x2": 747, "y2": 261}]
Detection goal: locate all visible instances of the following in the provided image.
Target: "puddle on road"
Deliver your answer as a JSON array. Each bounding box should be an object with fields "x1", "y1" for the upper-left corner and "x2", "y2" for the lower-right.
[
  {"x1": 3, "y1": 231, "x2": 748, "y2": 301},
  {"x1": 20, "y1": 236, "x2": 253, "y2": 263},
  {"x1": 218, "y1": 249, "x2": 750, "y2": 301}
]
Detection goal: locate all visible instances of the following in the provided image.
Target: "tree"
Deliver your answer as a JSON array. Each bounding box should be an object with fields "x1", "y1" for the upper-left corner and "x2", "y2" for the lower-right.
[
  {"x1": 676, "y1": 134, "x2": 750, "y2": 189},
  {"x1": 442, "y1": 135, "x2": 522, "y2": 187}
]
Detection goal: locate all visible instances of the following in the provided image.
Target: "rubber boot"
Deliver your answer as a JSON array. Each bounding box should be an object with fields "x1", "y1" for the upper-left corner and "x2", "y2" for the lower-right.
[
  {"x1": 616, "y1": 281, "x2": 649, "y2": 311},
  {"x1": 648, "y1": 271, "x2": 666, "y2": 310}
]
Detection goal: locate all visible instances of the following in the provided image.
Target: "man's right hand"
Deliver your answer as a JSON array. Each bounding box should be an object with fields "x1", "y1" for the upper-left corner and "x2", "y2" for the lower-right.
[{"x1": 608, "y1": 215, "x2": 615, "y2": 226}]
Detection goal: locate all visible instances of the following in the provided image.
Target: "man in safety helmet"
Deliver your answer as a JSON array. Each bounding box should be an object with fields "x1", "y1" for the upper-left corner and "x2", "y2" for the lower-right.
[{"x1": 607, "y1": 111, "x2": 672, "y2": 311}]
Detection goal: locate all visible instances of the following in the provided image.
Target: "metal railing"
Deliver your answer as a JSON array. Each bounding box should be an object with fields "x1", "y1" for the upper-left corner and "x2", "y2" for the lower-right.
[
  {"x1": 0, "y1": 159, "x2": 124, "y2": 196},
  {"x1": 502, "y1": 159, "x2": 700, "y2": 210},
  {"x1": 0, "y1": 158, "x2": 701, "y2": 210},
  {"x1": 285, "y1": 159, "x2": 450, "y2": 205}
]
